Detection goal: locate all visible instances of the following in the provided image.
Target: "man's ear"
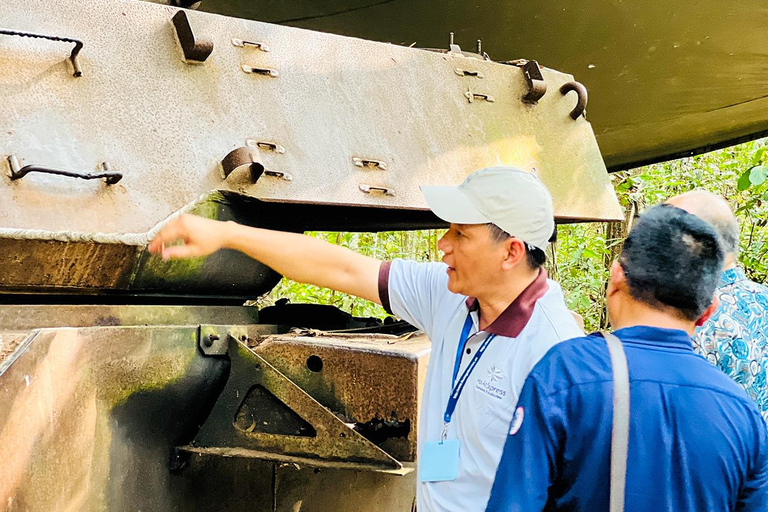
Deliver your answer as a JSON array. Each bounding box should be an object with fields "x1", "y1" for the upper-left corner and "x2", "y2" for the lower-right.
[
  {"x1": 607, "y1": 261, "x2": 626, "y2": 297},
  {"x1": 501, "y1": 238, "x2": 527, "y2": 270},
  {"x1": 695, "y1": 295, "x2": 720, "y2": 327}
]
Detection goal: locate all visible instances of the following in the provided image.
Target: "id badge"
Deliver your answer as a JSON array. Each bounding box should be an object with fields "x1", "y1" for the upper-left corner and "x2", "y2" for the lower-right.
[{"x1": 419, "y1": 439, "x2": 460, "y2": 482}]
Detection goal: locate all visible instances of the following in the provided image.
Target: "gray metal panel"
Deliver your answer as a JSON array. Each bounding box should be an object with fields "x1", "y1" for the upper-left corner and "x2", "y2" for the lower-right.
[
  {"x1": 0, "y1": 0, "x2": 620, "y2": 240},
  {"x1": 200, "y1": 0, "x2": 768, "y2": 172}
]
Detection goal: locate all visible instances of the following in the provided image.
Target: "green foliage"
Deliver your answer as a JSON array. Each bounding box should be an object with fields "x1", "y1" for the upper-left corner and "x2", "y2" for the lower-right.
[
  {"x1": 262, "y1": 230, "x2": 443, "y2": 318},
  {"x1": 553, "y1": 225, "x2": 610, "y2": 332},
  {"x1": 264, "y1": 138, "x2": 768, "y2": 331},
  {"x1": 556, "y1": 137, "x2": 768, "y2": 329}
]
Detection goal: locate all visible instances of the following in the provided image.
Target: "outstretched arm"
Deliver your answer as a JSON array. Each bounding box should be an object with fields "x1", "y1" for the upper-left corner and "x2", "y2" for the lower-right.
[{"x1": 147, "y1": 214, "x2": 383, "y2": 304}]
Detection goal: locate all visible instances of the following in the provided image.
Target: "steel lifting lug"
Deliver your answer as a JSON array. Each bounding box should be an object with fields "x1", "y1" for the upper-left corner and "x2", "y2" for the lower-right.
[
  {"x1": 560, "y1": 81, "x2": 588, "y2": 120},
  {"x1": 172, "y1": 10, "x2": 213, "y2": 64},
  {"x1": 522, "y1": 60, "x2": 547, "y2": 104},
  {"x1": 220, "y1": 146, "x2": 264, "y2": 183}
]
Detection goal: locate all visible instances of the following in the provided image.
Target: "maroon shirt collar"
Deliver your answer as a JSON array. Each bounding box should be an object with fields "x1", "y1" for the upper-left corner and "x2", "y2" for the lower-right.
[{"x1": 465, "y1": 268, "x2": 549, "y2": 338}]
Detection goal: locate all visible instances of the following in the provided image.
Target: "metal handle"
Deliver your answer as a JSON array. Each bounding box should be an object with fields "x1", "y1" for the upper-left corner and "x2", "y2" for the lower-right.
[
  {"x1": 232, "y1": 39, "x2": 270, "y2": 52},
  {"x1": 352, "y1": 157, "x2": 388, "y2": 170},
  {"x1": 560, "y1": 81, "x2": 588, "y2": 120},
  {"x1": 7, "y1": 156, "x2": 122, "y2": 185},
  {"x1": 464, "y1": 90, "x2": 494, "y2": 103},
  {"x1": 0, "y1": 28, "x2": 83, "y2": 77},
  {"x1": 359, "y1": 184, "x2": 394, "y2": 196},
  {"x1": 455, "y1": 68, "x2": 484, "y2": 79},
  {"x1": 241, "y1": 65, "x2": 279, "y2": 77},
  {"x1": 246, "y1": 139, "x2": 285, "y2": 154},
  {"x1": 264, "y1": 169, "x2": 292, "y2": 181}
]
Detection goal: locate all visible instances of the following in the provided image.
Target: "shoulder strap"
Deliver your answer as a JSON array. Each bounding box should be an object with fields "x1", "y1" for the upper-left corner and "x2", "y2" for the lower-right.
[{"x1": 602, "y1": 331, "x2": 630, "y2": 512}]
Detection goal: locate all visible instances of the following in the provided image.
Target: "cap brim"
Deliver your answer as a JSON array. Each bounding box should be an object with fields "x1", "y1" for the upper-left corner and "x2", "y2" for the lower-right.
[{"x1": 421, "y1": 185, "x2": 490, "y2": 225}]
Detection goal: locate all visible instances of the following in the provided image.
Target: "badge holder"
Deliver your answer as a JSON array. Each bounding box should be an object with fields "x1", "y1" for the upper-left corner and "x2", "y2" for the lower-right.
[{"x1": 420, "y1": 424, "x2": 460, "y2": 482}]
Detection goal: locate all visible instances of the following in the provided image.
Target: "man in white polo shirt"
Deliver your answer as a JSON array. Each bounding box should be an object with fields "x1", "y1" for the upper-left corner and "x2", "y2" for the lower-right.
[{"x1": 148, "y1": 166, "x2": 582, "y2": 512}]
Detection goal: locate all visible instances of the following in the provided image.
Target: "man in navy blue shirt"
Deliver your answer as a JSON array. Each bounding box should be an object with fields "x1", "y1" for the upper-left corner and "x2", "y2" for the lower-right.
[{"x1": 486, "y1": 204, "x2": 768, "y2": 512}]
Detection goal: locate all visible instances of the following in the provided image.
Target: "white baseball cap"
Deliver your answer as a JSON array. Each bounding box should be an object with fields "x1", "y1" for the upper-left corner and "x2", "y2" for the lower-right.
[{"x1": 421, "y1": 166, "x2": 555, "y2": 249}]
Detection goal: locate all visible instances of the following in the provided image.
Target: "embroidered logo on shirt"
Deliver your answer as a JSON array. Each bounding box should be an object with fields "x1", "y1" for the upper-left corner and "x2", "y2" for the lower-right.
[
  {"x1": 475, "y1": 366, "x2": 507, "y2": 399},
  {"x1": 509, "y1": 406, "x2": 524, "y2": 435},
  {"x1": 487, "y1": 365, "x2": 504, "y2": 382}
]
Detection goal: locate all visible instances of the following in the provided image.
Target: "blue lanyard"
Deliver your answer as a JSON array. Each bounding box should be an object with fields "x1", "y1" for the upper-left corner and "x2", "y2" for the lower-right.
[
  {"x1": 442, "y1": 314, "x2": 497, "y2": 438},
  {"x1": 451, "y1": 315, "x2": 475, "y2": 386}
]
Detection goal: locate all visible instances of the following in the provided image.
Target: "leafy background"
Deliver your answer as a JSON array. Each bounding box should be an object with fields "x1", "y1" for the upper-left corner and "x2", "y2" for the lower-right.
[{"x1": 262, "y1": 138, "x2": 768, "y2": 332}]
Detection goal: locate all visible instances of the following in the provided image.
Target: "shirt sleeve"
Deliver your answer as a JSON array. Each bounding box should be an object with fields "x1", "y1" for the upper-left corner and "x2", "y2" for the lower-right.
[
  {"x1": 738, "y1": 413, "x2": 768, "y2": 511},
  {"x1": 378, "y1": 259, "x2": 449, "y2": 337},
  {"x1": 485, "y1": 376, "x2": 562, "y2": 512}
]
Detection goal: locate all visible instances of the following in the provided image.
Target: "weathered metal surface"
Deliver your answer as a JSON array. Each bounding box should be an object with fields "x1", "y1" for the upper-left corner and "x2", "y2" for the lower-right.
[
  {"x1": 0, "y1": 325, "x2": 228, "y2": 511},
  {"x1": 0, "y1": 0, "x2": 620, "y2": 299},
  {"x1": 197, "y1": 0, "x2": 768, "y2": 172},
  {"x1": 0, "y1": 304, "x2": 261, "y2": 330},
  {"x1": 0, "y1": 0, "x2": 620, "y2": 240},
  {"x1": 190, "y1": 327, "x2": 405, "y2": 470},
  {"x1": 0, "y1": 193, "x2": 282, "y2": 299},
  {"x1": 274, "y1": 463, "x2": 417, "y2": 512},
  {"x1": 253, "y1": 331, "x2": 430, "y2": 462},
  {"x1": 0, "y1": 319, "x2": 426, "y2": 511},
  {"x1": 0, "y1": 238, "x2": 138, "y2": 290}
]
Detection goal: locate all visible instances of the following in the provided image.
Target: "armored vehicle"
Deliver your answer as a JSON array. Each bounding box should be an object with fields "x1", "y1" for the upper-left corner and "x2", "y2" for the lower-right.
[{"x1": 0, "y1": 0, "x2": 625, "y2": 510}]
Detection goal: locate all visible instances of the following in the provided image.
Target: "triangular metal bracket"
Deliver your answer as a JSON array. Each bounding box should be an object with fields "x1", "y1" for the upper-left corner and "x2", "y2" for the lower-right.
[{"x1": 186, "y1": 328, "x2": 403, "y2": 472}]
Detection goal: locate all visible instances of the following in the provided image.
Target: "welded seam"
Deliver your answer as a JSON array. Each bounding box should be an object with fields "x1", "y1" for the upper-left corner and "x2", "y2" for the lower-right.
[{"x1": 0, "y1": 192, "x2": 210, "y2": 246}]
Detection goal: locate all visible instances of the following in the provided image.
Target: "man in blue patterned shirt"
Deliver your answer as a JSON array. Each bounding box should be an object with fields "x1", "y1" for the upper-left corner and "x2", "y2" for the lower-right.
[{"x1": 668, "y1": 190, "x2": 768, "y2": 422}]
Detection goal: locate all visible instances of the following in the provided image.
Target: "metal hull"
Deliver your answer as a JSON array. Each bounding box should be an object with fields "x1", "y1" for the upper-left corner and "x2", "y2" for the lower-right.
[
  {"x1": 200, "y1": 0, "x2": 768, "y2": 171},
  {"x1": 0, "y1": 306, "x2": 428, "y2": 511},
  {"x1": 0, "y1": 0, "x2": 619, "y2": 300}
]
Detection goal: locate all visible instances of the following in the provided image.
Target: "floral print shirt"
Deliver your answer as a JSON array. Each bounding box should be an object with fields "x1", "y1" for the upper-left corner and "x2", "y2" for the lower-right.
[{"x1": 694, "y1": 268, "x2": 768, "y2": 423}]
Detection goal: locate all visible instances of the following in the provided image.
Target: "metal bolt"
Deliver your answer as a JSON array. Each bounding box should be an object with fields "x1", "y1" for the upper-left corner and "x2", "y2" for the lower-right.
[
  {"x1": 476, "y1": 39, "x2": 482, "y2": 54},
  {"x1": 203, "y1": 334, "x2": 220, "y2": 347},
  {"x1": 449, "y1": 32, "x2": 454, "y2": 46}
]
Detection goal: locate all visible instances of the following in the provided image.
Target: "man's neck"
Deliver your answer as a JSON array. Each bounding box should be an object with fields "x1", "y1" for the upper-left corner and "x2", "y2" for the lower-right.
[
  {"x1": 476, "y1": 269, "x2": 539, "y2": 330},
  {"x1": 610, "y1": 300, "x2": 696, "y2": 335}
]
